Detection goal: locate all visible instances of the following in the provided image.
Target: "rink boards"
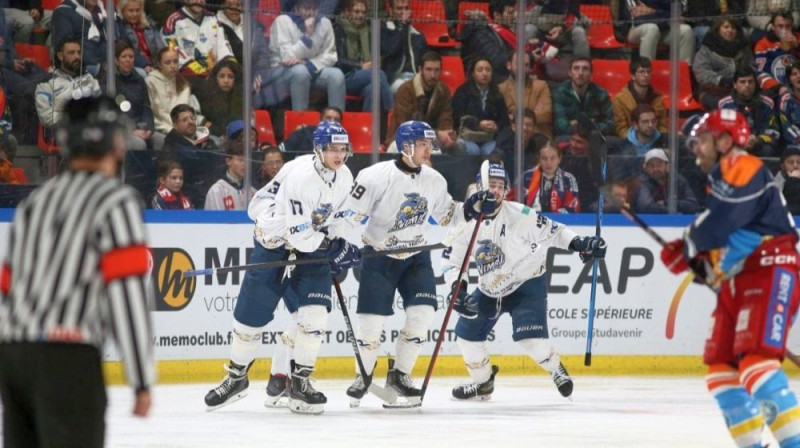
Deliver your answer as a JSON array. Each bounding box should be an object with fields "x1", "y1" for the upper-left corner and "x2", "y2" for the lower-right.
[{"x1": 3, "y1": 210, "x2": 800, "y2": 382}]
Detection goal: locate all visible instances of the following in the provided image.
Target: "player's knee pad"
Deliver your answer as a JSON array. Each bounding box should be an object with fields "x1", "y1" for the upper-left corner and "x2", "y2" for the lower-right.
[
  {"x1": 280, "y1": 312, "x2": 299, "y2": 349},
  {"x1": 398, "y1": 305, "x2": 435, "y2": 346},
  {"x1": 356, "y1": 313, "x2": 387, "y2": 351},
  {"x1": 705, "y1": 363, "x2": 764, "y2": 448},
  {"x1": 456, "y1": 339, "x2": 491, "y2": 384},
  {"x1": 294, "y1": 306, "x2": 328, "y2": 367},
  {"x1": 517, "y1": 338, "x2": 559, "y2": 372},
  {"x1": 740, "y1": 355, "x2": 800, "y2": 446},
  {"x1": 231, "y1": 320, "x2": 264, "y2": 367}
]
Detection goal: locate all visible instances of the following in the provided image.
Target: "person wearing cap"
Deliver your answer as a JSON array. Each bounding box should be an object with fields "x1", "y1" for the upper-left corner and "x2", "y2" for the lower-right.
[
  {"x1": 660, "y1": 109, "x2": 800, "y2": 447},
  {"x1": 226, "y1": 119, "x2": 257, "y2": 147},
  {"x1": 774, "y1": 144, "x2": 800, "y2": 215},
  {"x1": 204, "y1": 139, "x2": 253, "y2": 210},
  {"x1": 632, "y1": 148, "x2": 697, "y2": 214}
]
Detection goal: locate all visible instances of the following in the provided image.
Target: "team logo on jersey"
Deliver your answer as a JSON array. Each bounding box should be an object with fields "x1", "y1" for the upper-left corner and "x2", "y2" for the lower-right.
[
  {"x1": 390, "y1": 193, "x2": 429, "y2": 232},
  {"x1": 151, "y1": 248, "x2": 196, "y2": 311},
  {"x1": 311, "y1": 203, "x2": 333, "y2": 229},
  {"x1": 771, "y1": 55, "x2": 794, "y2": 84},
  {"x1": 474, "y1": 240, "x2": 506, "y2": 275}
]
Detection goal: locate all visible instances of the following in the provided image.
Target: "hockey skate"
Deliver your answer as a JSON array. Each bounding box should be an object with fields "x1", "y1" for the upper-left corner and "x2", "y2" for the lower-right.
[
  {"x1": 382, "y1": 359, "x2": 422, "y2": 409},
  {"x1": 346, "y1": 374, "x2": 369, "y2": 408},
  {"x1": 263, "y1": 374, "x2": 289, "y2": 408},
  {"x1": 552, "y1": 362, "x2": 573, "y2": 399},
  {"x1": 204, "y1": 362, "x2": 250, "y2": 411},
  {"x1": 452, "y1": 365, "x2": 499, "y2": 401},
  {"x1": 288, "y1": 365, "x2": 327, "y2": 415}
]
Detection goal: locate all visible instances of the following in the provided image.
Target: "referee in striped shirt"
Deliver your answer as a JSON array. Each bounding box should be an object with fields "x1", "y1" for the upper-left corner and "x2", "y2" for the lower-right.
[{"x1": 0, "y1": 96, "x2": 156, "y2": 447}]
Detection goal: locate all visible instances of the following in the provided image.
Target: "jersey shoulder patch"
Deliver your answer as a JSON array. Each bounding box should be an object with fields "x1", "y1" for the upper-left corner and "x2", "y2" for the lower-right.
[{"x1": 720, "y1": 154, "x2": 764, "y2": 187}]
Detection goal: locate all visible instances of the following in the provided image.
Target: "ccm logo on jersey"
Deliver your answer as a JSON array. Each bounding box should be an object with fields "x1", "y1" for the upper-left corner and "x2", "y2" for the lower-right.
[
  {"x1": 289, "y1": 223, "x2": 309, "y2": 234},
  {"x1": 759, "y1": 254, "x2": 797, "y2": 266}
]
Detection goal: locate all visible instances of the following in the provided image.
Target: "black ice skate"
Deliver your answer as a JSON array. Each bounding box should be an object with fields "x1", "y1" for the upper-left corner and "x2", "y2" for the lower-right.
[
  {"x1": 288, "y1": 365, "x2": 327, "y2": 414},
  {"x1": 552, "y1": 362, "x2": 573, "y2": 399},
  {"x1": 264, "y1": 374, "x2": 289, "y2": 408},
  {"x1": 452, "y1": 365, "x2": 499, "y2": 401},
  {"x1": 204, "y1": 362, "x2": 251, "y2": 411},
  {"x1": 346, "y1": 374, "x2": 370, "y2": 408},
  {"x1": 383, "y1": 359, "x2": 422, "y2": 409}
]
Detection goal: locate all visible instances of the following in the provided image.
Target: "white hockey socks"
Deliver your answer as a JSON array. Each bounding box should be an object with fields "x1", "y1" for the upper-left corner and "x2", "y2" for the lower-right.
[
  {"x1": 354, "y1": 313, "x2": 386, "y2": 376},
  {"x1": 457, "y1": 338, "x2": 492, "y2": 384},
  {"x1": 271, "y1": 312, "x2": 297, "y2": 377},
  {"x1": 394, "y1": 305, "x2": 435, "y2": 374},
  {"x1": 230, "y1": 320, "x2": 264, "y2": 368},
  {"x1": 517, "y1": 338, "x2": 560, "y2": 373},
  {"x1": 293, "y1": 305, "x2": 328, "y2": 368}
]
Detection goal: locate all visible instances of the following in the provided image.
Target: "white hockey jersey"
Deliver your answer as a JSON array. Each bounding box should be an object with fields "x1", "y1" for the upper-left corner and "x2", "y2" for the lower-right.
[
  {"x1": 204, "y1": 175, "x2": 253, "y2": 210},
  {"x1": 442, "y1": 201, "x2": 578, "y2": 298},
  {"x1": 248, "y1": 154, "x2": 353, "y2": 253},
  {"x1": 333, "y1": 161, "x2": 465, "y2": 259},
  {"x1": 162, "y1": 9, "x2": 234, "y2": 76}
]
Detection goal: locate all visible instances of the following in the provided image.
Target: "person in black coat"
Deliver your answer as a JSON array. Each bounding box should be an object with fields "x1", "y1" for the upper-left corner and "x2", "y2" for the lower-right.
[
  {"x1": 452, "y1": 56, "x2": 510, "y2": 155},
  {"x1": 380, "y1": 0, "x2": 428, "y2": 93},
  {"x1": 775, "y1": 145, "x2": 800, "y2": 215},
  {"x1": 457, "y1": 0, "x2": 517, "y2": 84},
  {"x1": 51, "y1": 0, "x2": 108, "y2": 74}
]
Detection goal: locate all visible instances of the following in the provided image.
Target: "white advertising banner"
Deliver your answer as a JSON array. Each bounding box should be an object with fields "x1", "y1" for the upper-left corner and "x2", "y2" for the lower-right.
[{"x1": 3, "y1": 212, "x2": 762, "y2": 362}]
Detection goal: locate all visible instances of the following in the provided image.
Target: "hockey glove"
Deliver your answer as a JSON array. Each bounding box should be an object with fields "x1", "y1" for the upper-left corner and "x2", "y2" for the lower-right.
[
  {"x1": 463, "y1": 191, "x2": 497, "y2": 221},
  {"x1": 448, "y1": 280, "x2": 478, "y2": 319},
  {"x1": 569, "y1": 236, "x2": 607, "y2": 263},
  {"x1": 326, "y1": 238, "x2": 361, "y2": 276},
  {"x1": 660, "y1": 239, "x2": 689, "y2": 274}
]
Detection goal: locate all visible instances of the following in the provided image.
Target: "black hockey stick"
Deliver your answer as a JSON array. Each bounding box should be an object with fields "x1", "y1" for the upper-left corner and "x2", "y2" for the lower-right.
[
  {"x1": 418, "y1": 214, "x2": 485, "y2": 404},
  {"x1": 183, "y1": 243, "x2": 446, "y2": 278},
  {"x1": 578, "y1": 113, "x2": 608, "y2": 367},
  {"x1": 615, "y1": 201, "x2": 800, "y2": 369},
  {"x1": 332, "y1": 278, "x2": 399, "y2": 404}
]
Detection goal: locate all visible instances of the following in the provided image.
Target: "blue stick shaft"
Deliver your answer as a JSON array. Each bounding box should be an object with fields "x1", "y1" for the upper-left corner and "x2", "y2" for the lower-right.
[{"x1": 585, "y1": 159, "x2": 606, "y2": 366}]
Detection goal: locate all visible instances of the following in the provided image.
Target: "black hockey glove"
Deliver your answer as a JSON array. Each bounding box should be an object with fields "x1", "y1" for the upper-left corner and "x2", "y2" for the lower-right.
[
  {"x1": 448, "y1": 280, "x2": 478, "y2": 319},
  {"x1": 569, "y1": 236, "x2": 607, "y2": 263},
  {"x1": 326, "y1": 238, "x2": 361, "y2": 276},
  {"x1": 463, "y1": 191, "x2": 497, "y2": 221}
]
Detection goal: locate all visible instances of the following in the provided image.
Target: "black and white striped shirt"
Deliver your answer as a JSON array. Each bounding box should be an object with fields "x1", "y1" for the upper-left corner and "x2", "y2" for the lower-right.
[{"x1": 0, "y1": 170, "x2": 156, "y2": 392}]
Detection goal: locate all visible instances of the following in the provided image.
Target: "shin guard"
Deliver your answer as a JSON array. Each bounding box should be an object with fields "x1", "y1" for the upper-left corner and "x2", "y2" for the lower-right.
[
  {"x1": 741, "y1": 355, "x2": 800, "y2": 447},
  {"x1": 706, "y1": 363, "x2": 764, "y2": 448}
]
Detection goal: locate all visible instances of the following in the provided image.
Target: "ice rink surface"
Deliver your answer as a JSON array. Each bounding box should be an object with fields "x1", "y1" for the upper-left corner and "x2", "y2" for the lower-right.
[{"x1": 98, "y1": 375, "x2": 781, "y2": 448}]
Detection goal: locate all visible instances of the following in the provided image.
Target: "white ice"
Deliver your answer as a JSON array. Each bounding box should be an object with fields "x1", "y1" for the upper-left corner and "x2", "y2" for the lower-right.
[{"x1": 97, "y1": 375, "x2": 779, "y2": 448}]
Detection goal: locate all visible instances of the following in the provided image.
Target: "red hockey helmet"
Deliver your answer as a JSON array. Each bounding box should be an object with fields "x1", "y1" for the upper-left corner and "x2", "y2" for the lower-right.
[{"x1": 690, "y1": 109, "x2": 751, "y2": 150}]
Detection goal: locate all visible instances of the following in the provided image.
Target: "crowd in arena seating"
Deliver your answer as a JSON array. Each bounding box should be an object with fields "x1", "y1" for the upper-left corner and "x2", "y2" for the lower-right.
[{"x1": 0, "y1": 0, "x2": 799, "y2": 213}]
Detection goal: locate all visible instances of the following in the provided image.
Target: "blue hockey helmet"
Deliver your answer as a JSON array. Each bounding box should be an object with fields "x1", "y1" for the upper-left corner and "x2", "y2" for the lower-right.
[
  {"x1": 313, "y1": 120, "x2": 351, "y2": 161},
  {"x1": 475, "y1": 162, "x2": 510, "y2": 191},
  {"x1": 395, "y1": 120, "x2": 436, "y2": 159}
]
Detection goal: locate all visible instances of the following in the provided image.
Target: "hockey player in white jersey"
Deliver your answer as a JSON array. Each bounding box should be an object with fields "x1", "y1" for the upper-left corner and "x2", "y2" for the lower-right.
[
  {"x1": 204, "y1": 121, "x2": 361, "y2": 415},
  {"x1": 444, "y1": 162, "x2": 606, "y2": 401},
  {"x1": 333, "y1": 120, "x2": 495, "y2": 406}
]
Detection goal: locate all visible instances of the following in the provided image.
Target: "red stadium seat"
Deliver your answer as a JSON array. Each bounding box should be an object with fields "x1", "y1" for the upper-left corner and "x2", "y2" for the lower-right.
[
  {"x1": 284, "y1": 110, "x2": 320, "y2": 135},
  {"x1": 580, "y1": 5, "x2": 625, "y2": 50},
  {"x1": 410, "y1": 0, "x2": 457, "y2": 48},
  {"x1": 342, "y1": 112, "x2": 374, "y2": 153},
  {"x1": 650, "y1": 60, "x2": 702, "y2": 112},
  {"x1": 255, "y1": 0, "x2": 280, "y2": 36},
  {"x1": 11, "y1": 167, "x2": 27, "y2": 184},
  {"x1": 253, "y1": 109, "x2": 277, "y2": 146},
  {"x1": 38, "y1": 123, "x2": 59, "y2": 153},
  {"x1": 457, "y1": 1, "x2": 489, "y2": 35},
  {"x1": 591, "y1": 59, "x2": 630, "y2": 97},
  {"x1": 440, "y1": 55, "x2": 465, "y2": 95},
  {"x1": 15, "y1": 43, "x2": 51, "y2": 71},
  {"x1": 41, "y1": 0, "x2": 61, "y2": 9}
]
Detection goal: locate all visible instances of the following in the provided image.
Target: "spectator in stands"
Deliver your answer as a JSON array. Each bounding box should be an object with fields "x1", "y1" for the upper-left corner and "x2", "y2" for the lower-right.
[
  {"x1": 754, "y1": 10, "x2": 800, "y2": 96},
  {"x1": 523, "y1": 142, "x2": 581, "y2": 213},
  {"x1": 152, "y1": 159, "x2": 194, "y2": 210},
  {"x1": 5, "y1": 0, "x2": 51, "y2": 45},
  {"x1": 146, "y1": 46, "x2": 204, "y2": 147},
  {"x1": 226, "y1": 119, "x2": 257, "y2": 147},
  {"x1": 590, "y1": 180, "x2": 631, "y2": 213},
  {"x1": 532, "y1": 0, "x2": 590, "y2": 60},
  {"x1": 0, "y1": 140, "x2": 19, "y2": 185},
  {"x1": 162, "y1": 0, "x2": 234, "y2": 78},
  {"x1": 746, "y1": 0, "x2": 791, "y2": 40},
  {"x1": 774, "y1": 144, "x2": 800, "y2": 215},
  {"x1": 195, "y1": 59, "x2": 243, "y2": 141},
  {"x1": 259, "y1": 145, "x2": 286, "y2": 187},
  {"x1": 495, "y1": 108, "x2": 549, "y2": 168},
  {"x1": 458, "y1": 0, "x2": 517, "y2": 84},
  {"x1": 333, "y1": 0, "x2": 393, "y2": 112},
  {"x1": 718, "y1": 65, "x2": 782, "y2": 157},
  {"x1": 386, "y1": 51, "x2": 457, "y2": 153},
  {"x1": 380, "y1": 0, "x2": 427, "y2": 93},
  {"x1": 614, "y1": 0, "x2": 694, "y2": 65},
  {"x1": 780, "y1": 62, "x2": 800, "y2": 145},
  {"x1": 693, "y1": 17, "x2": 753, "y2": 111},
  {"x1": 205, "y1": 140, "x2": 253, "y2": 210},
  {"x1": 632, "y1": 148, "x2": 698, "y2": 214},
  {"x1": 162, "y1": 103, "x2": 217, "y2": 206},
  {"x1": 116, "y1": 0, "x2": 163, "y2": 75},
  {"x1": 684, "y1": 0, "x2": 744, "y2": 51},
  {"x1": 52, "y1": 0, "x2": 109, "y2": 75},
  {"x1": 497, "y1": 51, "x2": 553, "y2": 138},
  {"x1": 101, "y1": 40, "x2": 154, "y2": 150},
  {"x1": 35, "y1": 38, "x2": 101, "y2": 130},
  {"x1": 280, "y1": 106, "x2": 341, "y2": 153},
  {"x1": 162, "y1": 104, "x2": 214, "y2": 152},
  {"x1": 452, "y1": 57, "x2": 509, "y2": 155},
  {"x1": 612, "y1": 57, "x2": 667, "y2": 138},
  {"x1": 558, "y1": 124, "x2": 598, "y2": 210},
  {"x1": 552, "y1": 57, "x2": 614, "y2": 138},
  {"x1": 267, "y1": 0, "x2": 345, "y2": 111},
  {"x1": 623, "y1": 104, "x2": 666, "y2": 155}
]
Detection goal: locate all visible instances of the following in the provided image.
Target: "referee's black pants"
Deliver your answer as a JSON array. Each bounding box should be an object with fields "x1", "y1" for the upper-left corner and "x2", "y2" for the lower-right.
[{"x1": 0, "y1": 342, "x2": 107, "y2": 448}]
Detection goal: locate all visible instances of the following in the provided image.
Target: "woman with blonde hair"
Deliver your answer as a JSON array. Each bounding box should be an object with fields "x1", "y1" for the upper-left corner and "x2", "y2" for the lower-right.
[{"x1": 116, "y1": 0, "x2": 163, "y2": 75}]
